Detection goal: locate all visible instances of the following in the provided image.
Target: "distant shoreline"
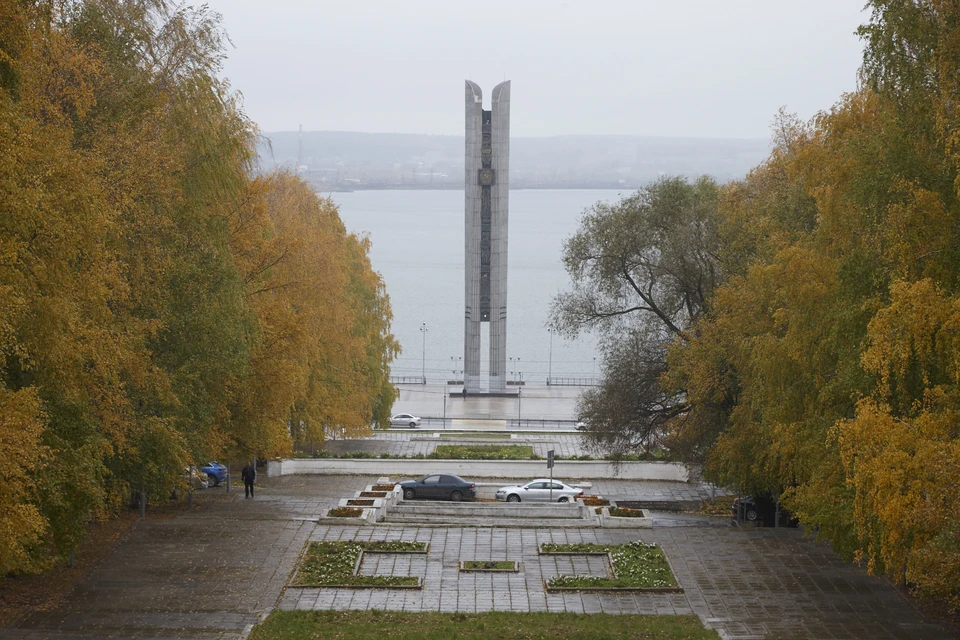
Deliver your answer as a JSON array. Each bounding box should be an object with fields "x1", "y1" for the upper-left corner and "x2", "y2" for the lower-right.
[{"x1": 315, "y1": 183, "x2": 637, "y2": 193}]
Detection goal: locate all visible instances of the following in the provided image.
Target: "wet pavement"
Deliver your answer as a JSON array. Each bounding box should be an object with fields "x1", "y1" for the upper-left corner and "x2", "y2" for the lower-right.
[{"x1": 5, "y1": 474, "x2": 954, "y2": 640}]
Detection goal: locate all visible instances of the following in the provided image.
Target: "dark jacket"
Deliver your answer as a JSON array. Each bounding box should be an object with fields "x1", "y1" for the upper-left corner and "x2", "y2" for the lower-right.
[{"x1": 241, "y1": 465, "x2": 256, "y2": 483}]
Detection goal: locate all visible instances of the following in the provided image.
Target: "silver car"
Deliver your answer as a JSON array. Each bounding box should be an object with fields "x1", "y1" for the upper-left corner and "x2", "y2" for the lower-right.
[
  {"x1": 390, "y1": 413, "x2": 421, "y2": 428},
  {"x1": 496, "y1": 479, "x2": 583, "y2": 503}
]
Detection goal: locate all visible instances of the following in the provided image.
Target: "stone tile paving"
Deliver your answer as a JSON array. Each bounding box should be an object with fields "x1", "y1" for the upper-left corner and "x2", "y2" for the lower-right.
[
  {"x1": 6, "y1": 473, "x2": 954, "y2": 640},
  {"x1": 6, "y1": 475, "x2": 381, "y2": 640},
  {"x1": 279, "y1": 525, "x2": 953, "y2": 639}
]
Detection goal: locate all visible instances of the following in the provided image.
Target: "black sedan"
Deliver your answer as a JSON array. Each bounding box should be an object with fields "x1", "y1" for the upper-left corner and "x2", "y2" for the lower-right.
[{"x1": 400, "y1": 474, "x2": 476, "y2": 501}]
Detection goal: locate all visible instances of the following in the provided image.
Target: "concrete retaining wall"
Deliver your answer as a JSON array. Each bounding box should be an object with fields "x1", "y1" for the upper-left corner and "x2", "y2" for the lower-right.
[{"x1": 267, "y1": 458, "x2": 688, "y2": 481}]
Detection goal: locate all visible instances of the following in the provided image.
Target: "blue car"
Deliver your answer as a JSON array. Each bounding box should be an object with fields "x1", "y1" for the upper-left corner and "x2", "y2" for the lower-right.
[{"x1": 200, "y1": 461, "x2": 227, "y2": 486}]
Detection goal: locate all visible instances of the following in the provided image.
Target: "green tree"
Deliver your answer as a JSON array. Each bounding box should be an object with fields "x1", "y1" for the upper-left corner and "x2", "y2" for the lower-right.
[{"x1": 551, "y1": 176, "x2": 720, "y2": 460}]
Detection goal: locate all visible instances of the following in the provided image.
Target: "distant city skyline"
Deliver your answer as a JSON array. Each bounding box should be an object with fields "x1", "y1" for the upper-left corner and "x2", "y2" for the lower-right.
[{"x1": 204, "y1": 1, "x2": 868, "y2": 140}]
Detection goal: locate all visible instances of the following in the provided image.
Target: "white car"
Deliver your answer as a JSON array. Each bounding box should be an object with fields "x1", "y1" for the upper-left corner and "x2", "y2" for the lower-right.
[
  {"x1": 495, "y1": 479, "x2": 583, "y2": 503},
  {"x1": 390, "y1": 413, "x2": 421, "y2": 428}
]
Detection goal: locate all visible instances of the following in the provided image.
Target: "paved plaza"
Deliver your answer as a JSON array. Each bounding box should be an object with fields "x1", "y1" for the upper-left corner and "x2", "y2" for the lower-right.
[{"x1": 6, "y1": 474, "x2": 955, "y2": 640}]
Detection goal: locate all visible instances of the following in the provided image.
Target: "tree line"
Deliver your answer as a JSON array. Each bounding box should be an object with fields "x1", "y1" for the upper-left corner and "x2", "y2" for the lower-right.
[
  {"x1": 556, "y1": 0, "x2": 959, "y2": 610},
  {"x1": 0, "y1": 1, "x2": 397, "y2": 574}
]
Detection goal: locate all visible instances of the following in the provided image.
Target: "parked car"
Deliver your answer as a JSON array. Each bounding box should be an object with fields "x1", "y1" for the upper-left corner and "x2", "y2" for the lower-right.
[
  {"x1": 496, "y1": 479, "x2": 583, "y2": 503},
  {"x1": 400, "y1": 474, "x2": 475, "y2": 501},
  {"x1": 390, "y1": 413, "x2": 421, "y2": 428},
  {"x1": 201, "y1": 461, "x2": 227, "y2": 486},
  {"x1": 732, "y1": 494, "x2": 798, "y2": 527}
]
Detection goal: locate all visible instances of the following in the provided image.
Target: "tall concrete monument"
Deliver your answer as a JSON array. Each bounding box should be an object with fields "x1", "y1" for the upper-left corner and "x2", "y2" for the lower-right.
[{"x1": 464, "y1": 80, "x2": 510, "y2": 394}]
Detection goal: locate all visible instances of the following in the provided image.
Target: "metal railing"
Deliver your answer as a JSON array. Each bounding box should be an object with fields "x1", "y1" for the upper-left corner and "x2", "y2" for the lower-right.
[
  {"x1": 390, "y1": 375, "x2": 426, "y2": 385},
  {"x1": 547, "y1": 377, "x2": 598, "y2": 387}
]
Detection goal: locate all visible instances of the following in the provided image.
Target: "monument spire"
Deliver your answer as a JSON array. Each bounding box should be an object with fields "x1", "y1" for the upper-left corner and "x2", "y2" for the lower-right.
[{"x1": 464, "y1": 80, "x2": 511, "y2": 394}]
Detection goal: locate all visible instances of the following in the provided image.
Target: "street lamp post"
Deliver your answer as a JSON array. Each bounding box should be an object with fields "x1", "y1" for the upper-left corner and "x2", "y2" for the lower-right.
[
  {"x1": 516, "y1": 357, "x2": 520, "y2": 385},
  {"x1": 420, "y1": 322, "x2": 428, "y2": 384},
  {"x1": 547, "y1": 327, "x2": 554, "y2": 385},
  {"x1": 509, "y1": 356, "x2": 514, "y2": 384},
  {"x1": 518, "y1": 376, "x2": 522, "y2": 422},
  {"x1": 592, "y1": 356, "x2": 596, "y2": 383}
]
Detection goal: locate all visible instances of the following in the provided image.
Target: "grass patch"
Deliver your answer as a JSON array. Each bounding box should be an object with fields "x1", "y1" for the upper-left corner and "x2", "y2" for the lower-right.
[
  {"x1": 459, "y1": 560, "x2": 518, "y2": 572},
  {"x1": 429, "y1": 444, "x2": 535, "y2": 460},
  {"x1": 248, "y1": 611, "x2": 719, "y2": 639},
  {"x1": 292, "y1": 541, "x2": 426, "y2": 587},
  {"x1": 608, "y1": 507, "x2": 644, "y2": 518},
  {"x1": 540, "y1": 541, "x2": 677, "y2": 590}
]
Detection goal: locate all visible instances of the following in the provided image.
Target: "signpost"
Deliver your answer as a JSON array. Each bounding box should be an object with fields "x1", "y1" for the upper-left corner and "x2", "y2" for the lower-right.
[{"x1": 547, "y1": 449, "x2": 555, "y2": 502}]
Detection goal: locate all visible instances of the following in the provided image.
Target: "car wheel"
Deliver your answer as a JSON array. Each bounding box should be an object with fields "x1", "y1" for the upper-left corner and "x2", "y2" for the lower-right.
[
  {"x1": 746, "y1": 508, "x2": 758, "y2": 521},
  {"x1": 558, "y1": 496, "x2": 569, "y2": 503},
  {"x1": 507, "y1": 494, "x2": 520, "y2": 503},
  {"x1": 409, "y1": 422, "x2": 417, "y2": 428},
  {"x1": 403, "y1": 488, "x2": 415, "y2": 500},
  {"x1": 450, "y1": 491, "x2": 463, "y2": 502}
]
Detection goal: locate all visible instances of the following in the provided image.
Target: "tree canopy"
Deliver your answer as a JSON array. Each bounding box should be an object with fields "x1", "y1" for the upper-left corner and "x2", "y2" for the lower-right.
[
  {"x1": 0, "y1": 0, "x2": 396, "y2": 574},
  {"x1": 557, "y1": 0, "x2": 960, "y2": 610}
]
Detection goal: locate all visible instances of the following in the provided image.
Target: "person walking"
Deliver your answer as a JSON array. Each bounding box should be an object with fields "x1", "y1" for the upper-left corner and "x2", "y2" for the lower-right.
[{"x1": 241, "y1": 462, "x2": 256, "y2": 498}]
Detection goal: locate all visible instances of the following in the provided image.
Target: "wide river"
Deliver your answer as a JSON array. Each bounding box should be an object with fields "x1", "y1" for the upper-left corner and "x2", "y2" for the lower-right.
[{"x1": 331, "y1": 189, "x2": 625, "y2": 384}]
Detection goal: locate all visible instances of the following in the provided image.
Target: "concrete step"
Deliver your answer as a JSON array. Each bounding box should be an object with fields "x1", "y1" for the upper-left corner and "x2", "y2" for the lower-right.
[
  {"x1": 393, "y1": 501, "x2": 582, "y2": 519},
  {"x1": 379, "y1": 513, "x2": 597, "y2": 528}
]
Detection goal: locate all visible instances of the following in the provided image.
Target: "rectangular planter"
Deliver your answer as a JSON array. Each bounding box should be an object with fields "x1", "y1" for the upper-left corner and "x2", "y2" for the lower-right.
[
  {"x1": 317, "y1": 508, "x2": 377, "y2": 525},
  {"x1": 599, "y1": 507, "x2": 653, "y2": 528},
  {"x1": 458, "y1": 560, "x2": 521, "y2": 573},
  {"x1": 288, "y1": 542, "x2": 428, "y2": 590},
  {"x1": 339, "y1": 498, "x2": 384, "y2": 509}
]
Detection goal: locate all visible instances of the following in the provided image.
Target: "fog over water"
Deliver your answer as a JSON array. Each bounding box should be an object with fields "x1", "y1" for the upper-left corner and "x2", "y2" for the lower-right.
[{"x1": 332, "y1": 189, "x2": 621, "y2": 383}]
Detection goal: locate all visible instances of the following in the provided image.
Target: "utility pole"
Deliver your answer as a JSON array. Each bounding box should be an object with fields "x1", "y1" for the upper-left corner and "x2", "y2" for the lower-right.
[{"x1": 547, "y1": 327, "x2": 554, "y2": 385}]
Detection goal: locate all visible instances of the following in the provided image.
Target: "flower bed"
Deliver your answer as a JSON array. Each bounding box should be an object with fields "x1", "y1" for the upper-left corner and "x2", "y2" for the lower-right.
[
  {"x1": 428, "y1": 444, "x2": 536, "y2": 460},
  {"x1": 459, "y1": 560, "x2": 519, "y2": 572},
  {"x1": 346, "y1": 499, "x2": 375, "y2": 507},
  {"x1": 327, "y1": 507, "x2": 363, "y2": 518},
  {"x1": 609, "y1": 507, "x2": 644, "y2": 517},
  {"x1": 581, "y1": 495, "x2": 610, "y2": 506},
  {"x1": 292, "y1": 541, "x2": 427, "y2": 588},
  {"x1": 539, "y1": 541, "x2": 680, "y2": 592},
  {"x1": 359, "y1": 491, "x2": 388, "y2": 498},
  {"x1": 372, "y1": 484, "x2": 397, "y2": 492}
]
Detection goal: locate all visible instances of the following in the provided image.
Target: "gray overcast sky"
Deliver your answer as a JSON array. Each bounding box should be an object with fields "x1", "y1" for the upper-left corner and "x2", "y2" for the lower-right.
[{"x1": 203, "y1": 1, "x2": 870, "y2": 139}]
